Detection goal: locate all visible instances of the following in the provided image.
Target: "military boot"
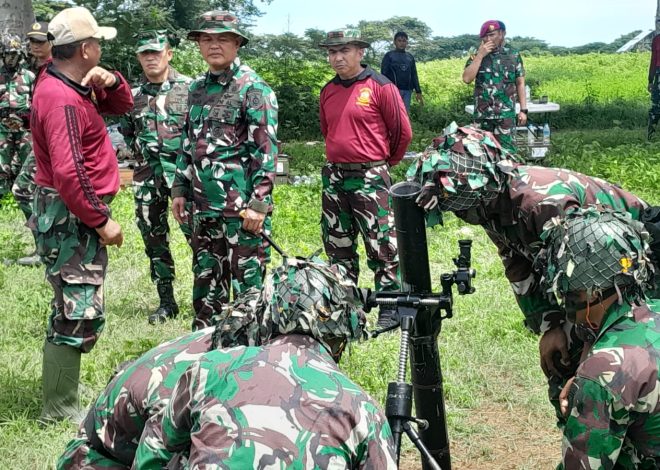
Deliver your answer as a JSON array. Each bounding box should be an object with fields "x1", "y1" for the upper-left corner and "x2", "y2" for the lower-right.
[
  {"x1": 17, "y1": 251, "x2": 42, "y2": 267},
  {"x1": 148, "y1": 281, "x2": 179, "y2": 324},
  {"x1": 39, "y1": 340, "x2": 84, "y2": 423}
]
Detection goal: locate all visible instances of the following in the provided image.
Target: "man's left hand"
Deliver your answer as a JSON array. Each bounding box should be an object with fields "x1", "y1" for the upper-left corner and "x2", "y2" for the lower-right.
[
  {"x1": 81, "y1": 67, "x2": 119, "y2": 88},
  {"x1": 517, "y1": 111, "x2": 528, "y2": 126},
  {"x1": 240, "y1": 208, "x2": 266, "y2": 234},
  {"x1": 415, "y1": 92, "x2": 424, "y2": 106}
]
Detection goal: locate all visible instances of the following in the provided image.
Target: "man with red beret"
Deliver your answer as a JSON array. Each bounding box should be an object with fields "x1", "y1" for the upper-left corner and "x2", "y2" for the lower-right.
[{"x1": 462, "y1": 20, "x2": 527, "y2": 152}]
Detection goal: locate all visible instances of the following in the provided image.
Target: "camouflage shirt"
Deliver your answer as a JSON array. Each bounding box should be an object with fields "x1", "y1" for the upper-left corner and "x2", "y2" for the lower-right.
[
  {"x1": 68, "y1": 327, "x2": 214, "y2": 466},
  {"x1": 465, "y1": 45, "x2": 524, "y2": 120},
  {"x1": 460, "y1": 165, "x2": 648, "y2": 334},
  {"x1": 120, "y1": 67, "x2": 191, "y2": 186},
  {"x1": 147, "y1": 334, "x2": 397, "y2": 469},
  {"x1": 559, "y1": 299, "x2": 660, "y2": 469},
  {"x1": 171, "y1": 57, "x2": 278, "y2": 218},
  {"x1": 0, "y1": 65, "x2": 34, "y2": 131}
]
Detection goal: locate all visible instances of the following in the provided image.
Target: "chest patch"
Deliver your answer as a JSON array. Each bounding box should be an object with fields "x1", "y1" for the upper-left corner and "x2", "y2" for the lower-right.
[{"x1": 356, "y1": 87, "x2": 373, "y2": 107}]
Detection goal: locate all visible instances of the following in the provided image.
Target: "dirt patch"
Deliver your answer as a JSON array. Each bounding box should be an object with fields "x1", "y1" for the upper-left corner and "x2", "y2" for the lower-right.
[{"x1": 398, "y1": 402, "x2": 561, "y2": 469}]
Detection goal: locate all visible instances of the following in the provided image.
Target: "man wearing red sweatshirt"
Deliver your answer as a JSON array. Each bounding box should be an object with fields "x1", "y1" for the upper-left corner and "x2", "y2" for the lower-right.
[
  {"x1": 30, "y1": 6, "x2": 133, "y2": 422},
  {"x1": 319, "y1": 29, "x2": 412, "y2": 329}
]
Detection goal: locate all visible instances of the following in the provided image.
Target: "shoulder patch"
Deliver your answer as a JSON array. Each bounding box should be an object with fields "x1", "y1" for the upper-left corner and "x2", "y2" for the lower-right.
[{"x1": 246, "y1": 89, "x2": 264, "y2": 108}]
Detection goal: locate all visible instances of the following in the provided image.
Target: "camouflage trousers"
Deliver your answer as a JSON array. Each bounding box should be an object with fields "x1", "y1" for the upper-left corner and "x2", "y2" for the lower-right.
[
  {"x1": 11, "y1": 150, "x2": 37, "y2": 221},
  {"x1": 477, "y1": 118, "x2": 516, "y2": 153},
  {"x1": 649, "y1": 71, "x2": 660, "y2": 139},
  {"x1": 321, "y1": 163, "x2": 400, "y2": 292},
  {"x1": 133, "y1": 173, "x2": 192, "y2": 284},
  {"x1": 0, "y1": 128, "x2": 31, "y2": 204},
  {"x1": 57, "y1": 429, "x2": 126, "y2": 470},
  {"x1": 191, "y1": 215, "x2": 270, "y2": 330},
  {"x1": 30, "y1": 186, "x2": 108, "y2": 353}
]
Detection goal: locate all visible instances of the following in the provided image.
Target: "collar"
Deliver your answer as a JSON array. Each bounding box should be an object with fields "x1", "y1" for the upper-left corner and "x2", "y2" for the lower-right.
[
  {"x1": 331, "y1": 65, "x2": 373, "y2": 88},
  {"x1": 595, "y1": 301, "x2": 633, "y2": 341},
  {"x1": 46, "y1": 62, "x2": 93, "y2": 98},
  {"x1": 139, "y1": 66, "x2": 181, "y2": 95},
  {"x1": 205, "y1": 57, "x2": 241, "y2": 86}
]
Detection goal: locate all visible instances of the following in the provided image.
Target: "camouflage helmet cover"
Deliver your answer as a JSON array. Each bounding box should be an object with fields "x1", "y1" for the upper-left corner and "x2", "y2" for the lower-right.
[
  {"x1": 539, "y1": 207, "x2": 655, "y2": 301},
  {"x1": 261, "y1": 256, "x2": 367, "y2": 358},
  {"x1": 407, "y1": 122, "x2": 519, "y2": 224},
  {"x1": 211, "y1": 286, "x2": 269, "y2": 350},
  {"x1": 187, "y1": 11, "x2": 249, "y2": 45},
  {"x1": 1, "y1": 34, "x2": 25, "y2": 55}
]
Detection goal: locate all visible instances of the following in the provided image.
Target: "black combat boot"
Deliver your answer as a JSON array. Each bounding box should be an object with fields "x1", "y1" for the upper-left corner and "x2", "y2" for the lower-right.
[{"x1": 148, "y1": 281, "x2": 179, "y2": 324}]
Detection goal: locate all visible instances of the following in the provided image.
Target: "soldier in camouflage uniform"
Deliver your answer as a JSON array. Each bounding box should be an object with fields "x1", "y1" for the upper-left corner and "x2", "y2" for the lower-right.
[
  {"x1": 538, "y1": 208, "x2": 660, "y2": 469},
  {"x1": 319, "y1": 29, "x2": 412, "y2": 329},
  {"x1": 463, "y1": 20, "x2": 527, "y2": 152},
  {"x1": 0, "y1": 33, "x2": 36, "y2": 258},
  {"x1": 648, "y1": 31, "x2": 660, "y2": 139},
  {"x1": 410, "y1": 123, "x2": 651, "y2": 424},
  {"x1": 56, "y1": 289, "x2": 264, "y2": 469},
  {"x1": 171, "y1": 11, "x2": 278, "y2": 330},
  {"x1": 137, "y1": 256, "x2": 397, "y2": 469},
  {"x1": 119, "y1": 31, "x2": 193, "y2": 324}
]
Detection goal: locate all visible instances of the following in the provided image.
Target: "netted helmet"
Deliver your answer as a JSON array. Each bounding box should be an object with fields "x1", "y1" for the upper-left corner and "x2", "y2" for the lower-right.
[
  {"x1": 539, "y1": 207, "x2": 655, "y2": 303},
  {"x1": 408, "y1": 122, "x2": 519, "y2": 221},
  {"x1": 260, "y1": 256, "x2": 367, "y2": 361},
  {"x1": 1, "y1": 34, "x2": 26, "y2": 68},
  {"x1": 211, "y1": 286, "x2": 269, "y2": 350}
]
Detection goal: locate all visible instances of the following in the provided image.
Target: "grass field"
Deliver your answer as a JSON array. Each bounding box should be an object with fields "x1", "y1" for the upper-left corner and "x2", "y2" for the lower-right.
[{"x1": 0, "y1": 128, "x2": 658, "y2": 468}]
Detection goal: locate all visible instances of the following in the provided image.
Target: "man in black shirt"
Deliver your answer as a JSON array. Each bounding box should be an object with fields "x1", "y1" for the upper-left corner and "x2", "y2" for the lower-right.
[{"x1": 380, "y1": 31, "x2": 423, "y2": 112}]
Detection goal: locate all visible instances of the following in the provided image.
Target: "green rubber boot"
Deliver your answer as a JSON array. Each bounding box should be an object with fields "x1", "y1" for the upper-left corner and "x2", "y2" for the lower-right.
[{"x1": 39, "y1": 340, "x2": 84, "y2": 423}]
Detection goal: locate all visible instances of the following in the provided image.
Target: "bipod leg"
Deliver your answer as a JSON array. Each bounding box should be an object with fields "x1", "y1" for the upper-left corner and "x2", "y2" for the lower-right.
[{"x1": 404, "y1": 421, "x2": 442, "y2": 470}]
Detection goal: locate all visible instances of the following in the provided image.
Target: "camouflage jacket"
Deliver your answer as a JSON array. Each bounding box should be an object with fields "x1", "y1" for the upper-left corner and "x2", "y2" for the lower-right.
[
  {"x1": 460, "y1": 165, "x2": 648, "y2": 334},
  {"x1": 72, "y1": 327, "x2": 214, "y2": 466},
  {"x1": 145, "y1": 334, "x2": 397, "y2": 469},
  {"x1": 559, "y1": 299, "x2": 660, "y2": 469},
  {"x1": 120, "y1": 67, "x2": 191, "y2": 187},
  {"x1": 171, "y1": 57, "x2": 278, "y2": 218},
  {"x1": 465, "y1": 44, "x2": 524, "y2": 120},
  {"x1": 0, "y1": 65, "x2": 34, "y2": 131}
]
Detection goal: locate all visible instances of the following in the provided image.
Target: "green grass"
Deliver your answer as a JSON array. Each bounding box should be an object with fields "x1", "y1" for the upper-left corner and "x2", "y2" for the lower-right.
[{"x1": 0, "y1": 128, "x2": 658, "y2": 468}]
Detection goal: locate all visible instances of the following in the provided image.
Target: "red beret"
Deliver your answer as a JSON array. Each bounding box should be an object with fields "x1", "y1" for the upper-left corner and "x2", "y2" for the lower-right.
[{"x1": 479, "y1": 20, "x2": 505, "y2": 38}]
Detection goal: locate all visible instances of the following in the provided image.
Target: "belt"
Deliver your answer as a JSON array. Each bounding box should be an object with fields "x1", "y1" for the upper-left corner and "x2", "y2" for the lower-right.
[{"x1": 331, "y1": 161, "x2": 387, "y2": 170}]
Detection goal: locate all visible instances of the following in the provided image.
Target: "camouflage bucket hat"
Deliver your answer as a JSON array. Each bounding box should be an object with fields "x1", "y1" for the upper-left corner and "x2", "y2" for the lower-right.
[
  {"x1": 260, "y1": 256, "x2": 368, "y2": 359},
  {"x1": 319, "y1": 29, "x2": 370, "y2": 48},
  {"x1": 211, "y1": 286, "x2": 270, "y2": 350},
  {"x1": 187, "y1": 10, "x2": 249, "y2": 45},
  {"x1": 407, "y1": 122, "x2": 519, "y2": 224},
  {"x1": 134, "y1": 30, "x2": 170, "y2": 53},
  {"x1": 539, "y1": 207, "x2": 655, "y2": 301}
]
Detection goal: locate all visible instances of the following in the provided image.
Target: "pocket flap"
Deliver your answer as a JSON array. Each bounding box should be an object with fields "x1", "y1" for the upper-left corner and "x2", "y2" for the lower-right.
[{"x1": 60, "y1": 263, "x2": 104, "y2": 286}]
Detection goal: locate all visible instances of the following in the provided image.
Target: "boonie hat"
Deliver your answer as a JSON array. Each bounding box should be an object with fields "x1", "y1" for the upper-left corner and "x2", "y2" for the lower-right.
[
  {"x1": 48, "y1": 7, "x2": 117, "y2": 46},
  {"x1": 479, "y1": 20, "x2": 506, "y2": 38},
  {"x1": 319, "y1": 29, "x2": 370, "y2": 48},
  {"x1": 187, "y1": 11, "x2": 249, "y2": 45},
  {"x1": 135, "y1": 30, "x2": 169, "y2": 53},
  {"x1": 27, "y1": 21, "x2": 49, "y2": 42}
]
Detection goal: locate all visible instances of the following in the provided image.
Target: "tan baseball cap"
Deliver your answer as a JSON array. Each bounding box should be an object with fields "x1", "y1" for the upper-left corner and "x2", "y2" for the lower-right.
[{"x1": 48, "y1": 7, "x2": 117, "y2": 46}]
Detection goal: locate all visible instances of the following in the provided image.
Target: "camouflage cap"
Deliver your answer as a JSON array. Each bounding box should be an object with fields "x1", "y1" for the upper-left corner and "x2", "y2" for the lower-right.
[
  {"x1": 407, "y1": 122, "x2": 519, "y2": 226},
  {"x1": 187, "y1": 10, "x2": 249, "y2": 45},
  {"x1": 134, "y1": 30, "x2": 169, "y2": 53},
  {"x1": 539, "y1": 207, "x2": 655, "y2": 302},
  {"x1": 27, "y1": 21, "x2": 49, "y2": 42},
  {"x1": 319, "y1": 29, "x2": 370, "y2": 48},
  {"x1": 260, "y1": 256, "x2": 368, "y2": 360}
]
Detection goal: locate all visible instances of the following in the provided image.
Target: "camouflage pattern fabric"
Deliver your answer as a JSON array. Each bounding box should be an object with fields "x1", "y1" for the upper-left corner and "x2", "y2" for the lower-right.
[
  {"x1": 171, "y1": 57, "x2": 278, "y2": 218},
  {"x1": 0, "y1": 65, "x2": 34, "y2": 201},
  {"x1": 465, "y1": 44, "x2": 524, "y2": 150},
  {"x1": 11, "y1": 150, "x2": 37, "y2": 220},
  {"x1": 57, "y1": 327, "x2": 216, "y2": 469},
  {"x1": 191, "y1": 215, "x2": 271, "y2": 330},
  {"x1": 650, "y1": 70, "x2": 660, "y2": 139},
  {"x1": 120, "y1": 67, "x2": 193, "y2": 283},
  {"x1": 558, "y1": 299, "x2": 660, "y2": 469},
  {"x1": 321, "y1": 163, "x2": 400, "y2": 292},
  {"x1": 30, "y1": 187, "x2": 109, "y2": 352},
  {"x1": 143, "y1": 334, "x2": 397, "y2": 469}
]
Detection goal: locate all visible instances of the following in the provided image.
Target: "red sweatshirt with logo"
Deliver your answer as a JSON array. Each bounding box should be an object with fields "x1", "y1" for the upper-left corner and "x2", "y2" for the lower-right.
[
  {"x1": 31, "y1": 63, "x2": 133, "y2": 228},
  {"x1": 320, "y1": 67, "x2": 412, "y2": 166}
]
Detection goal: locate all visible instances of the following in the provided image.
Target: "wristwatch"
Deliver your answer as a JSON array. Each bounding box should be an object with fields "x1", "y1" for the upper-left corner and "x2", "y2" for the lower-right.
[{"x1": 520, "y1": 108, "x2": 529, "y2": 114}]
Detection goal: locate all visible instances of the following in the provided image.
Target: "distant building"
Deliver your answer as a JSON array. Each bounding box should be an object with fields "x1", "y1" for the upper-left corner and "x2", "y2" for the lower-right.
[{"x1": 617, "y1": 30, "x2": 654, "y2": 52}]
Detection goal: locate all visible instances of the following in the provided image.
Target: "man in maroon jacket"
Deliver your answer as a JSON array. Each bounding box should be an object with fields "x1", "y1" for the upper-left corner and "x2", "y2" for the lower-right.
[
  {"x1": 30, "y1": 6, "x2": 133, "y2": 422},
  {"x1": 319, "y1": 29, "x2": 412, "y2": 329},
  {"x1": 649, "y1": 31, "x2": 660, "y2": 139}
]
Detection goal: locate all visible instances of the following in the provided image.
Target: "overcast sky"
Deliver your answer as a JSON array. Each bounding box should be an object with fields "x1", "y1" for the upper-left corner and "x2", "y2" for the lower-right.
[{"x1": 253, "y1": 0, "x2": 656, "y2": 47}]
